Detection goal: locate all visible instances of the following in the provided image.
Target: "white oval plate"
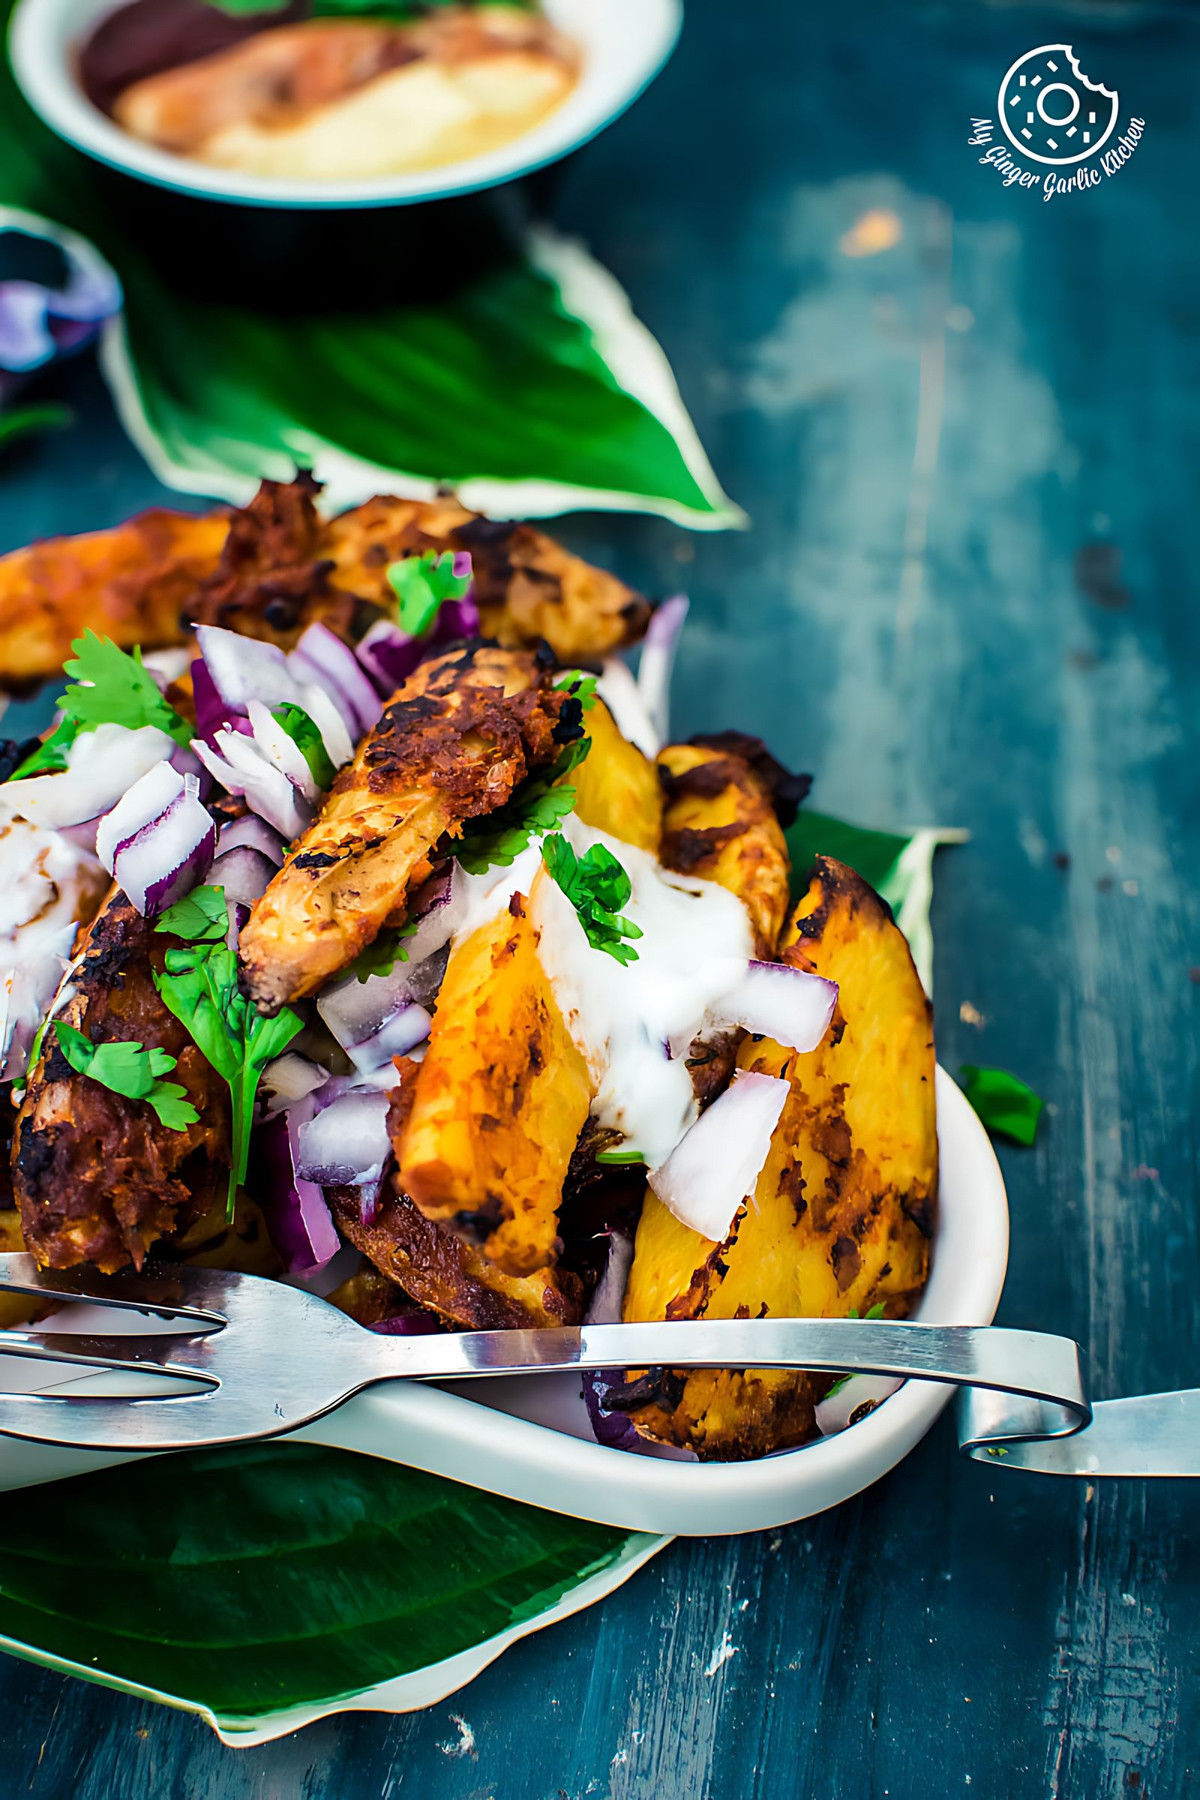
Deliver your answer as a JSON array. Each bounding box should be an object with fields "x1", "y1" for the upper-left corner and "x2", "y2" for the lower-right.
[
  {"x1": 10, "y1": 0, "x2": 682, "y2": 209},
  {"x1": 0, "y1": 1069, "x2": 1008, "y2": 1533}
]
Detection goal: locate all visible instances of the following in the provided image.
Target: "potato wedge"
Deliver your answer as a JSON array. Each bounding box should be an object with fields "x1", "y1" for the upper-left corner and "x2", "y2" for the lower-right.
[
  {"x1": 239, "y1": 643, "x2": 573, "y2": 1011},
  {"x1": 394, "y1": 902, "x2": 593, "y2": 1277},
  {"x1": 622, "y1": 855, "x2": 937, "y2": 1460},
  {"x1": 657, "y1": 738, "x2": 792, "y2": 957},
  {"x1": 570, "y1": 698, "x2": 662, "y2": 853},
  {"x1": 0, "y1": 509, "x2": 227, "y2": 691}
]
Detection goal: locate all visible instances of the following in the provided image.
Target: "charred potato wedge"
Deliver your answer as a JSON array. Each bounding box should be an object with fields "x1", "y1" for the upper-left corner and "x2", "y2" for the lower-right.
[
  {"x1": 623, "y1": 856, "x2": 937, "y2": 1460},
  {"x1": 12, "y1": 890, "x2": 231, "y2": 1273},
  {"x1": 570, "y1": 698, "x2": 663, "y2": 852},
  {"x1": 657, "y1": 739, "x2": 792, "y2": 958},
  {"x1": 394, "y1": 903, "x2": 593, "y2": 1278},
  {"x1": 0, "y1": 509, "x2": 227, "y2": 691},
  {"x1": 239, "y1": 643, "x2": 574, "y2": 1011}
]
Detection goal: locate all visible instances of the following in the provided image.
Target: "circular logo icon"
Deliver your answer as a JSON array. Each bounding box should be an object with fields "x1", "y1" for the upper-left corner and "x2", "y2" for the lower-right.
[{"x1": 998, "y1": 45, "x2": 1119, "y2": 165}]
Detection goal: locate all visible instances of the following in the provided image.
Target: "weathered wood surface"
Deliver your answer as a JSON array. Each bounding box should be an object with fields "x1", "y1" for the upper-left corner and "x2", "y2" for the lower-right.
[{"x1": 1, "y1": 2, "x2": 1197, "y2": 1794}]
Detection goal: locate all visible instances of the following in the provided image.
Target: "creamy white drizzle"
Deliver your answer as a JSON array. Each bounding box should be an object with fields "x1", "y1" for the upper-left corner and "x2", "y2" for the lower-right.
[
  {"x1": 451, "y1": 817, "x2": 753, "y2": 1169},
  {"x1": 0, "y1": 816, "x2": 104, "y2": 1081}
]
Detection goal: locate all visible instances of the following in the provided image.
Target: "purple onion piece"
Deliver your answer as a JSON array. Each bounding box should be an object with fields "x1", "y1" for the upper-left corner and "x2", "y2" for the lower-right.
[
  {"x1": 432, "y1": 593, "x2": 480, "y2": 642},
  {"x1": 256, "y1": 1109, "x2": 340, "y2": 1275},
  {"x1": 210, "y1": 844, "x2": 276, "y2": 908},
  {"x1": 355, "y1": 620, "x2": 424, "y2": 696},
  {"x1": 649, "y1": 1071, "x2": 789, "y2": 1242},
  {"x1": 581, "y1": 1229, "x2": 644, "y2": 1452},
  {"x1": 290, "y1": 623, "x2": 382, "y2": 736},
  {"x1": 96, "y1": 759, "x2": 183, "y2": 873},
  {"x1": 111, "y1": 777, "x2": 216, "y2": 917},
  {"x1": 217, "y1": 812, "x2": 286, "y2": 867},
  {"x1": 195, "y1": 625, "x2": 295, "y2": 714},
  {"x1": 637, "y1": 592, "x2": 690, "y2": 744},
  {"x1": 190, "y1": 656, "x2": 237, "y2": 743},
  {"x1": 368, "y1": 1312, "x2": 442, "y2": 1336},
  {"x1": 711, "y1": 960, "x2": 838, "y2": 1054},
  {"x1": 295, "y1": 1088, "x2": 392, "y2": 1187}
]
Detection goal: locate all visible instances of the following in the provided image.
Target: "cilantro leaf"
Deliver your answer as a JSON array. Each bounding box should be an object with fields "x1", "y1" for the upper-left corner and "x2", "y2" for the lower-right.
[
  {"x1": 346, "y1": 919, "x2": 418, "y2": 984},
  {"x1": 155, "y1": 885, "x2": 303, "y2": 1218},
  {"x1": 594, "y1": 1148, "x2": 648, "y2": 1167},
  {"x1": 541, "y1": 834, "x2": 643, "y2": 965},
  {"x1": 555, "y1": 671, "x2": 599, "y2": 710},
  {"x1": 272, "y1": 703, "x2": 336, "y2": 790},
  {"x1": 62, "y1": 631, "x2": 191, "y2": 745},
  {"x1": 53, "y1": 1022, "x2": 199, "y2": 1132},
  {"x1": 958, "y1": 1064, "x2": 1044, "y2": 1146},
  {"x1": 9, "y1": 717, "x2": 79, "y2": 780},
  {"x1": 387, "y1": 549, "x2": 472, "y2": 639},
  {"x1": 455, "y1": 736, "x2": 591, "y2": 876}
]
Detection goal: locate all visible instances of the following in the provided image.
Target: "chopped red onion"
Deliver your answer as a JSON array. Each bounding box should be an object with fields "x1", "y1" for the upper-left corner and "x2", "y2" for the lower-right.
[
  {"x1": 405, "y1": 864, "x2": 469, "y2": 963},
  {"x1": 257, "y1": 1108, "x2": 340, "y2": 1275},
  {"x1": 649, "y1": 1070, "x2": 789, "y2": 1241},
  {"x1": 193, "y1": 732, "x2": 313, "y2": 841},
  {"x1": 3, "y1": 724, "x2": 175, "y2": 829},
  {"x1": 210, "y1": 844, "x2": 276, "y2": 907},
  {"x1": 433, "y1": 593, "x2": 480, "y2": 641},
  {"x1": 637, "y1": 593, "x2": 689, "y2": 744},
  {"x1": 168, "y1": 740, "x2": 212, "y2": 797},
  {"x1": 96, "y1": 759, "x2": 184, "y2": 873},
  {"x1": 581, "y1": 1229, "x2": 643, "y2": 1452},
  {"x1": 711, "y1": 961, "x2": 838, "y2": 1053},
  {"x1": 584, "y1": 1228, "x2": 635, "y2": 1326},
  {"x1": 217, "y1": 813, "x2": 286, "y2": 867},
  {"x1": 195, "y1": 625, "x2": 297, "y2": 714},
  {"x1": 261, "y1": 1051, "x2": 329, "y2": 1114},
  {"x1": 247, "y1": 700, "x2": 321, "y2": 804},
  {"x1": 190, "y1": 656, "x2": 235, "y2": 743},
  {"x1": 348, "y1": 1003, "x2": 432, "y2": 1079},
  {"x1": 289, "y1": 623, "x2": 382, "y2": 737},
  {"x1": 595, "y1": 658, "x2": 660, "y2": 759},
  {"x1": 295, "y1": 1087, "x2": 392, "y2": 1188},
  {"x1": 355, "y1": 620, "x2": 423, "y2": 696},
  {"x1": 111, "y1": 775, "x2": 216, "y2": 918},
  {"x1": 368, "y1": 1312, "x2": 442, "y2": 1336}
]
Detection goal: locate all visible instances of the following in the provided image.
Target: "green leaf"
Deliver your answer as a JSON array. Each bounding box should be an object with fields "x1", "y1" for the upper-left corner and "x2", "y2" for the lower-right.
[
  {"x1": 346, "y1": 919, "x2": 418, "y2": 984},
  {"x1": 455, "y1": 736, "x2": 591, "y2": 875},
  {"x1": 271, "y1": 703, "x2": 336, "y2": 790},
  {"x1": 206, "y1": 0, "x2": 289, "y2": 13},
  {"x1": 387, "y1": 549, "x2": 472, "y2": 638},
  {"x1": 594, "y1": 1148, "x2": 648, "y2": 1167},
  {"x1": 53, "y1": 1022, "x2": 198, "y2": 1132},
  {"x1": 542, "y1": 834, "x2": 643, "y2": 965},
  {"x1": 958, "y1": 1065, "x2": 1044, "y2": 1147},
  {"x1": 555, "y1": 671, "x2": 600, "y2": 710},
  {"x1": 0, "y1": 1442, "x2": 661, "y2": 1730},
  {"x1": 0, "y1": 400, "x2": 72, "y2": 451},
  {"x1": 0, "y1": 66, "x2": 742, "y2": 528},
  {"x1": 61, "y1": 630, "x2": 191, "y2": 745},
  {"x1": 155, "y1": 886, "x2": 303, "y2": 1215},
  {"x1": 8, "y1": 715, "x2": 79, "y2": 779},
  {"x1": 785, "y1": 810, "x2": 967, "y2": 996}
]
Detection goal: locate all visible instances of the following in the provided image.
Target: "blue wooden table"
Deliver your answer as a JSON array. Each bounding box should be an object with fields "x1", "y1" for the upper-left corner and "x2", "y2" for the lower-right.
[{"x1": 1, "y1": 2, "x2": 1197, "y2": 1793}]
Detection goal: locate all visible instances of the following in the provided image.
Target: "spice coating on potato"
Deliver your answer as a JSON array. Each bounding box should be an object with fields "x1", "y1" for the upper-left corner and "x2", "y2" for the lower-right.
[
  {"x1": 394, "y1": 901, "x2": 593, "y2": 1278},
  {"x1": 657, "y1": 740, "x2": 791, "y2": 958},
  {"x1": 0, "y1": 509, "x2": 227, "y2": 692},
  {"x1": 570, "y1": 699, "x2": 663, "y2": 853},
  {"x1": 239, "y1": 643, "x2": 573, "y2": 1012},
  {"x1": 623, "y1": 855, "x2": 937, "y2": 1460}
]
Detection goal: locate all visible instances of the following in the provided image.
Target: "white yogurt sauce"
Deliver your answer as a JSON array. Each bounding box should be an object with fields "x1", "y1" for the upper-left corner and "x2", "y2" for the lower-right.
[{"x1": 452, "y1": 816, "x2": 752, "y2": 1168}]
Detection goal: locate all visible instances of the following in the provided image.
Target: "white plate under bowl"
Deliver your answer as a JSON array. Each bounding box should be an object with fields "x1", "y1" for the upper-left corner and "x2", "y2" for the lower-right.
[
  {"x1": 0, "y1": 1069, "x2": 1008, "y2": 1534},
  {"x1": 9, "y1": 0, "x2": 682, "y2": 209}
]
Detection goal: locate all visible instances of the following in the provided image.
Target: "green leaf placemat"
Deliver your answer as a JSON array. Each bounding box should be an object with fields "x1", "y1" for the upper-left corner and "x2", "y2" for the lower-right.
[
  {"x1": 0, "y1": 1440, "x2": 664, "y2": 1744},
  {"x1": 785, "y1": 809, "x2": 966, "y2": 995},
  {"x1": 0, "y1": 9, "x2": 742, "y2": 526}
]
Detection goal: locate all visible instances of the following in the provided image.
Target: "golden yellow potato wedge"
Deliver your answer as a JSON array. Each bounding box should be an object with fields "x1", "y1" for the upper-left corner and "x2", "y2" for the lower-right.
[
  {"x1": 623, "y1": 855, "x2": 937, "y2": 1460},
  {"x1": 239, "y1": 643, "x2": 572, "y2": 1012},
  {"x1": 394, "y1": 901, "x2": 593, "y2": 1278},
  {"x1": 570, "y1": 698, "x2": 662, "y2": 852}
]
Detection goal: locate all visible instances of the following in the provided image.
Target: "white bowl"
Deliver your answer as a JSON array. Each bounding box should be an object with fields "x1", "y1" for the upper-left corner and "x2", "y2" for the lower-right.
[
  {"x1": 0, "y1": 1069, "x2": 1008, "y2": 1534},
  {"x1": 10, "y1": 0, "x2": 681, "y2": 209}
]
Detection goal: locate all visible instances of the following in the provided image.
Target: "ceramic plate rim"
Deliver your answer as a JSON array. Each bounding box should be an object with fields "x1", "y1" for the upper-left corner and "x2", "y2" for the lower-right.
[{"x1": 9, "y1": 0, "x2": 682, "y2": 209}]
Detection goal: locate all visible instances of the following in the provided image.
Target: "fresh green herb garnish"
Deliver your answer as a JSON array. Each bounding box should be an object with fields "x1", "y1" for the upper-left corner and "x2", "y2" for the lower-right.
[
  {"x1": 541, "y1": 834, "x2": 642, "y2": 965},
  {"x1": 346, "y1": 919, "x2": 419, "y2": 984},
  {"x1": 823, "y1": 1303, "x2": 888, "y2": 1399},
  {"x1": 154, "y1": 886, "x2": 303, "y2": 1220},
  {"x1": 594, "y1": 1148, "x2": 648, "y2": 1167},
  {"x1": 455, "y1": 736, "x2": 591, "y2": 876},
  {"x1": 985, "y1": 1446, "x2": 1011, "y2": 1458},
  {"x1": 387, "y1": 549, "x2": 472, "y2": 639},
  {"x1": 958, "y1": 1064, "x2": 1044, "y2": 1147},
  {"x1": 272, "y1": 703, "x2": 336, "y2": 790},
  {"x1": 53, "y1": 1022, "x2": 199, "y2": 1132},
  {"x1": 9, "y1": 630, "x2": 190, "y2": 780},
  {"x1": 554, "y1": 671, "x2": 599, "y2": 710}
]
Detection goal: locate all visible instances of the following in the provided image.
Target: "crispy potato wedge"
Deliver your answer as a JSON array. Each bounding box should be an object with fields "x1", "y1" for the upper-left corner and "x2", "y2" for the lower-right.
[
  {"x1": 394, "y1": 903, "x2": 593, "y2": 1277},
  {"x1": 239, "y1": 643, "x2": 573, "y2": 1011},
  {"x1": 11, "y1": 889, "x2": 230, "y2": 1273},
  {"x1": 0, "y1": 509, "x2": 227, "y2": 691},
  {"x1": 657, "y1": 738, "x2": 792, "y2": 958},
  {"x1": 570, "y1": 698, "x2": 662, "y2": 852},
  {"x1": 623, "y1": 856, "x2": 937, "y2": 1460}
]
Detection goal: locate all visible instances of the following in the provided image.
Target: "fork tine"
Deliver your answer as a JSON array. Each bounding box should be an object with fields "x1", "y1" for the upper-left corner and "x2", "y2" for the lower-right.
[
  {"x1": 0, "y1": 1252, "x2": 230, "y2": 1325},
  {"x1": 0, "y1": 1389, "x2": 235, "y2": 1452},
  {"x1": 0, "y1": 1329, "x2": 219, "y2": 1377}
]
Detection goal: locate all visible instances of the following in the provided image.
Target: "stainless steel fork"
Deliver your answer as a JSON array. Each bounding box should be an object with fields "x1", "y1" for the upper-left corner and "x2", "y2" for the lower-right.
[{"x1": 0, "y1": 1250, "x2": 1092, "y2": 1457}]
